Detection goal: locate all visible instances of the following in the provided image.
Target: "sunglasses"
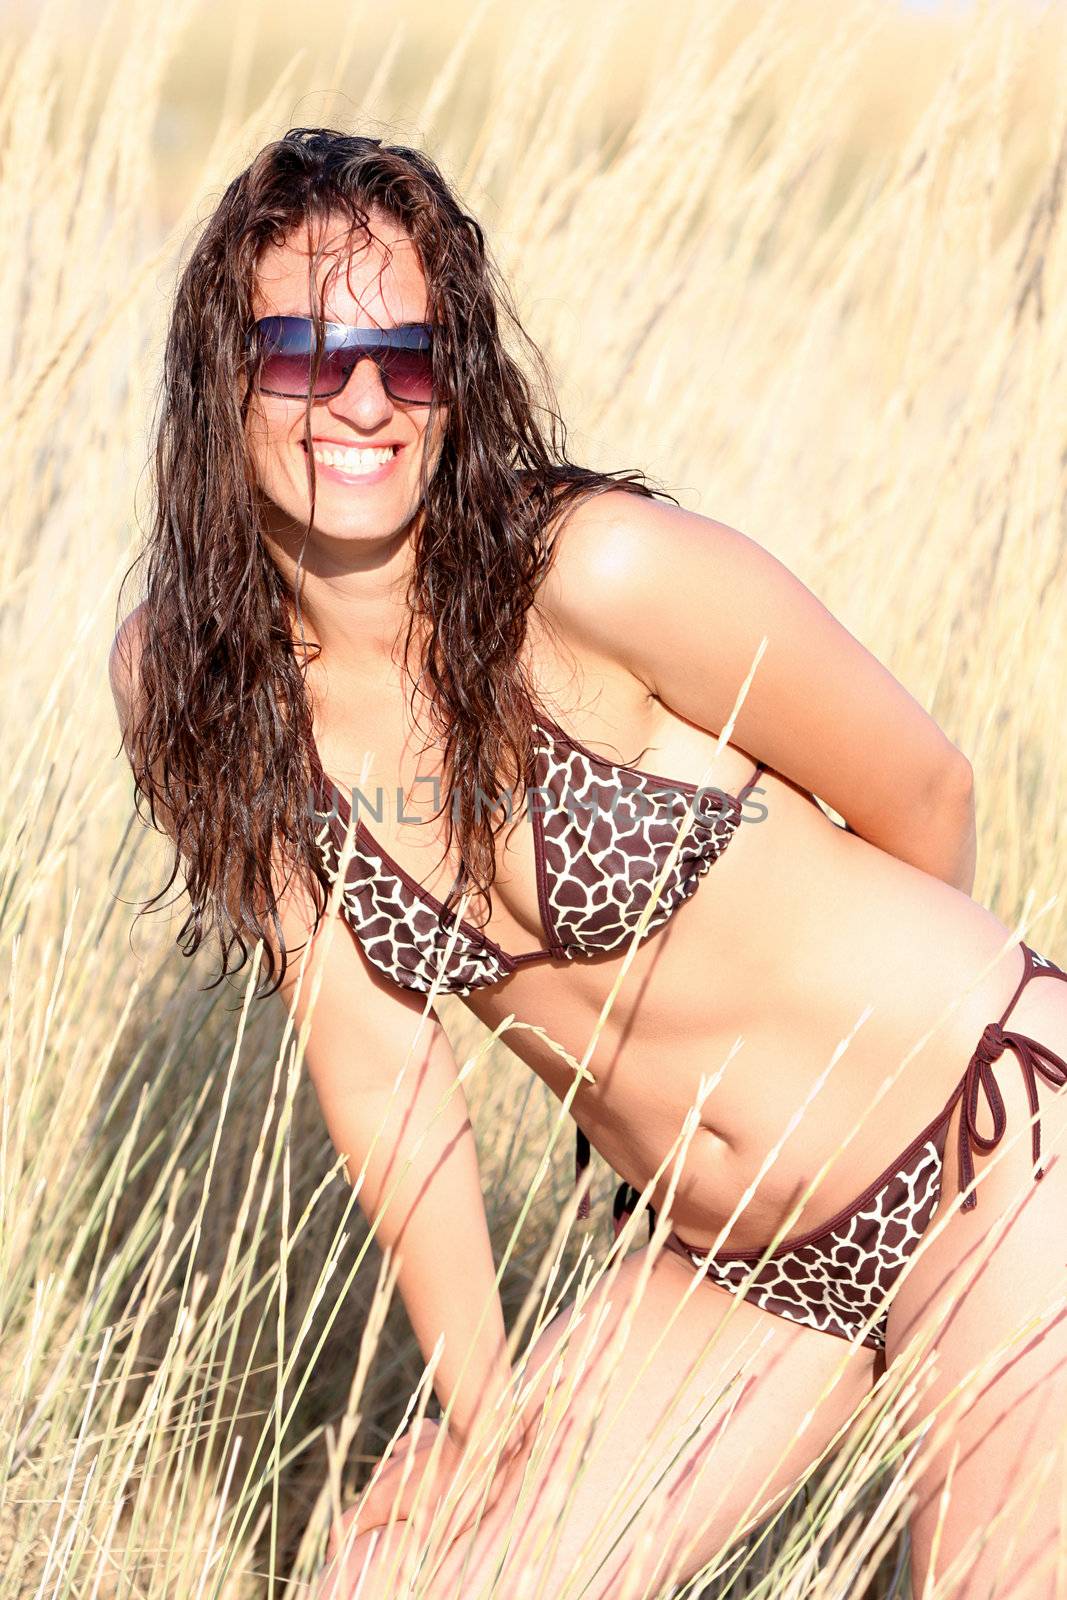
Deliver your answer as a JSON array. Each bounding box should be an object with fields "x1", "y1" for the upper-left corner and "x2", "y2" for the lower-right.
[{"x1": 248, "y1": 316, "x2": 435, "y2": 406}]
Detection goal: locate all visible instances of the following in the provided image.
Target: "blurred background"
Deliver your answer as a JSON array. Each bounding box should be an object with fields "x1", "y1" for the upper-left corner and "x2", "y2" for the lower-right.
[{"x1": 1, "y1": 0, "x2": 1065, "y2": 1593}]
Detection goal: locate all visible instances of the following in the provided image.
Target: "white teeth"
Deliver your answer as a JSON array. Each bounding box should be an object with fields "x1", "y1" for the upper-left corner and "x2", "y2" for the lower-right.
[{"x1": 311, "y1": 445, "x2": 397, "y2": 474}]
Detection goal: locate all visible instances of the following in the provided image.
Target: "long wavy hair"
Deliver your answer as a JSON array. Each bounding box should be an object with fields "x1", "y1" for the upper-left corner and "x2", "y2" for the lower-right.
[{"x1": 117, "y1": 126, "x2": 672, "y2": 999}]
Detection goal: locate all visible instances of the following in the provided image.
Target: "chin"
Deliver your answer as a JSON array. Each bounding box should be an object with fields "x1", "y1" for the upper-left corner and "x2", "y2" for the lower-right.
[{"x1": 311, "y1": 504, "x2": 418, "y2": 542}]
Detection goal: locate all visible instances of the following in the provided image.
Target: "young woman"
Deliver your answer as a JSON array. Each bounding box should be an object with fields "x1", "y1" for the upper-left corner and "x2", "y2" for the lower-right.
[{"x1": 110, "y1": 128, "x2": 1067, "y2": 1599}]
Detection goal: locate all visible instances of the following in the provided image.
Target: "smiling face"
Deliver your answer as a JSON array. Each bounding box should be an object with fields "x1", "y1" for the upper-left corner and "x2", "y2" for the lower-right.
[{"x1": 246, "y1": 210, "x2": 448, "y2": 548}]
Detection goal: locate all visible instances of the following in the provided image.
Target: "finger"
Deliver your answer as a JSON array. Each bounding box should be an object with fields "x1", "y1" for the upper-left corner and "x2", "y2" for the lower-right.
[
  {"x1": 404, "y1": 1416, "x2": 441, "y2": 1450},
  {"x1": 326, "y1": 1502, "x2": 360, "y2": 1561}
]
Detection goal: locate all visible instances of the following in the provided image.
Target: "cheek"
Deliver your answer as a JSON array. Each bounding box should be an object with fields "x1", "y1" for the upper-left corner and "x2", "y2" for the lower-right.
[{"x1": 245, "y1": 402, "x2": 296, "y2": 479}]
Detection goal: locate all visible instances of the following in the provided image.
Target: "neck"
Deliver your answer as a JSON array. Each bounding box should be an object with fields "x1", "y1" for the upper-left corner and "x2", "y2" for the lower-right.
[{"x1": 261, "y1": 500, "x2": 428, "y2": 677}]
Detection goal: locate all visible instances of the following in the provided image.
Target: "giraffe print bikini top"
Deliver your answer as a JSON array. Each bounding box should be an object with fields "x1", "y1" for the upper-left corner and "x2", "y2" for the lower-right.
[{"x1": 307, "y1": 695, "x2": 764, "y2": 999}]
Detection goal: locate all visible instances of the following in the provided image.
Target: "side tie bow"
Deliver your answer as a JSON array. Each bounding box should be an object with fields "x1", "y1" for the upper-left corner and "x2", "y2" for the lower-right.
[{"x1": 957, "y1": 1022, "x2": 1067, "y2": 1210}]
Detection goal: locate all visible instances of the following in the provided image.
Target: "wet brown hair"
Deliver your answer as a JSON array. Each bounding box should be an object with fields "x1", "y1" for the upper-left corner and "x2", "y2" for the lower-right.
[{"x1": 117, "y1": 126, "x2": 672, "y2": 998}]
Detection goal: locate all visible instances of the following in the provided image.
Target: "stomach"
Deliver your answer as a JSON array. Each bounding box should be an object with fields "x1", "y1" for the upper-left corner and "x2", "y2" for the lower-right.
[{"x1": 463, "y1": 757, "x2": 1030, "y2": 1253}]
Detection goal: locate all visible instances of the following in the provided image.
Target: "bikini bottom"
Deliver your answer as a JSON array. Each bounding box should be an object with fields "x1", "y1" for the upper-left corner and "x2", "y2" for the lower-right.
[{"x1": 587, "y1": 943, "x2": 1067, "y2": 1352}]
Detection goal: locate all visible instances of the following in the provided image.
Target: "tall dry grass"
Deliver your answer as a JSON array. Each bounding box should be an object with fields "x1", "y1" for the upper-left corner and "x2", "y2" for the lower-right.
[{"x1": 2, "y1": 0, "x2": 1066, "y2": 1593}]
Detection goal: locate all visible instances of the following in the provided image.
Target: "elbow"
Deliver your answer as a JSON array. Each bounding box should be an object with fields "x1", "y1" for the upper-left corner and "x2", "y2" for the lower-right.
[
  {"x1": 932, "y1": 746, "x2": 975, "y2": 811},
  {"x1": 928, "y1": 747, "x2": 977, "y2": 896},
  {"x1": 840, "y1": 746, "x2": 977, "y2": 891},
  {"x1": 919, "y1": 747, "x2": 975, "y2": 840}
]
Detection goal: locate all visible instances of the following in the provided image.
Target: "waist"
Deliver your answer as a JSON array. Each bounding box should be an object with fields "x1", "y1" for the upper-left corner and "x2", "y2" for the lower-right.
[{"x1": 633, "y1": 926, "x2": 1033, "y2": 1251}]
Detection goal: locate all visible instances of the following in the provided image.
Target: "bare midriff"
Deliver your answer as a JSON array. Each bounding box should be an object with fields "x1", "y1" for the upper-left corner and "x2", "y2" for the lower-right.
[{"x1": 464, "y1": 761, "x2": 1023, "y2": 1254}]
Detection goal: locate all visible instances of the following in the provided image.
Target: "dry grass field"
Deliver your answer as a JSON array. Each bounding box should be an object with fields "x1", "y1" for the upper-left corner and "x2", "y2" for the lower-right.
[{"x1": 2, "y1": 0, "x2": 1066, "y2": 1593}]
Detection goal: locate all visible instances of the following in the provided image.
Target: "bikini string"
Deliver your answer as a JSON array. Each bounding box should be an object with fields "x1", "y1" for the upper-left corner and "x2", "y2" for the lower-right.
[
  {"x1": 575, "y1": 1128, "x2": 592, "y2": 1219},
  {"x1": 574, "y1": 1128, "x2": 656, "y2": 1240},
  {"x1": 957, "y1": 1022, "x2": 1067, "y2": 1211}
]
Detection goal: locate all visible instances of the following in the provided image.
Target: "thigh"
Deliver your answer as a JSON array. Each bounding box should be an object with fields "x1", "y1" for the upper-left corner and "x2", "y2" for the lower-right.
[
  {"x1": 338, "y1": 1237, "x2": 879, "y2": 1599},
  {"x1": 884, "y1": 1051, "x2": 1067, "y2": 1600}
]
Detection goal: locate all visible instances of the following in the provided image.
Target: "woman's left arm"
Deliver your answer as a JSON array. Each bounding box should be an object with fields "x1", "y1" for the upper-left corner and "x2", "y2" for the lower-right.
[{"x1": 543, "y1": 495, "x2": 977, "y2": 895}]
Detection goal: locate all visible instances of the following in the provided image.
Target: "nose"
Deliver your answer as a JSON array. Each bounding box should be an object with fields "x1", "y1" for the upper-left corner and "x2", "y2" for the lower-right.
[{"x1": 325, "y1": 356, "x2": 393, "y2": 426}]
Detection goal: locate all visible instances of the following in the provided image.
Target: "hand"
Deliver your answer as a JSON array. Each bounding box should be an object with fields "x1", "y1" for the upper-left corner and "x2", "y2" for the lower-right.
[
  {"x1": 328, "y1": 1413, "x2": 527, "y2": 1557},
  {"x1": 327, "y1": 1418, "x2": 443, "y2": 1557}
]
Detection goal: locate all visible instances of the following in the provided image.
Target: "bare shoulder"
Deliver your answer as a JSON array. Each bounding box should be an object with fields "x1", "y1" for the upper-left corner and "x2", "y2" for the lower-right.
[
  {"x1": 545, "y1": 487, "x2": 719, "y2": 583},
  {"x1": 538, "y1": 488, "x2": 736, "y2": 678}
]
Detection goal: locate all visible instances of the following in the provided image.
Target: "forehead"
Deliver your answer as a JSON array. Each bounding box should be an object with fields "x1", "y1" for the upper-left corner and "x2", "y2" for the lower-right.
[{"x1": 252, "y1": 212, "x2": 429, "y2": 326}]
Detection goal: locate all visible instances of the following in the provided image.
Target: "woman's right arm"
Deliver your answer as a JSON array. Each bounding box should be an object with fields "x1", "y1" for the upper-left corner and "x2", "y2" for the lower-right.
[
  {"x1": 108, "y1": 609, "x2": 515, "y2": 1453},
  {"x1": 268, "y1": 872, "x2": 515, "y2": 1453}
]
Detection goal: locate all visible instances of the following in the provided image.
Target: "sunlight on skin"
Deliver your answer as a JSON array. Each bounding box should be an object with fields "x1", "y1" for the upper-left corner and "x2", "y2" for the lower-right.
[{"x1": 246, "y1": 210, "x2": 449, "y2": 675}]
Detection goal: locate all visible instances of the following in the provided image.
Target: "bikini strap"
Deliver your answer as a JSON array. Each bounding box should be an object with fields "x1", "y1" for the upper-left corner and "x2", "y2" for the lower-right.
[
  {"x1": 575, "y1": 1126, "x2": 591, "y2": 1219},
  {"x1": 957, "y1": 1015, "x2": 1067, "y2": 1210},
  {"x1": 957, "y1": 944, "x2": 1067, "y2": 1211},
  {"x1": 574, "y1": 1127, "x2": 656, "y2": 1240},
  {"x1": 996, "y1": 942, "x2": 1067, "y2": 1028}
]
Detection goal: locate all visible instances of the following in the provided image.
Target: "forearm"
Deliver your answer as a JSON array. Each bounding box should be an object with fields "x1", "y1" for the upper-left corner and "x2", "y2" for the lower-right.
[
  {"x1": 937, "y1": 786, "x2": 977, "y2": 897},
  {"x1": 353, "y1": 1084, "x2": 514, "y2": 1449}
]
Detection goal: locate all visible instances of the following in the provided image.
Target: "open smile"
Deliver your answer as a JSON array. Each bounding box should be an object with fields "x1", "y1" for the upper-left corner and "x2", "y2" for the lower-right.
[{"x1": 301, "y1": 439, "x2": 404, "y2": 484}]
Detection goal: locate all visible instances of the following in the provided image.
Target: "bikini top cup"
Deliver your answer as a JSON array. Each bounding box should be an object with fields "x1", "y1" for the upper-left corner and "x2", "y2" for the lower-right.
[{"x1": 307, "y1": 702, "x2": 764, "y2": 998}]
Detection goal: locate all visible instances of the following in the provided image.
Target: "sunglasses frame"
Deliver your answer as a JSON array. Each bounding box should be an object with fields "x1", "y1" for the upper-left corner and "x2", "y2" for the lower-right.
[{"x1": 247, "y1": 315, "x2": 437, "y2": 406}]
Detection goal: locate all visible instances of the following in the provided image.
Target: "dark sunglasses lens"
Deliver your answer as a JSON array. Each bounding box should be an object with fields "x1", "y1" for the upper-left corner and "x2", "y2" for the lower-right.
[
  {"x1": 376, "y1": 346, "x2": 434, "y2": 404},
  {"x1": 259, "y1": 348, "x2": 348, "y2": 398}
]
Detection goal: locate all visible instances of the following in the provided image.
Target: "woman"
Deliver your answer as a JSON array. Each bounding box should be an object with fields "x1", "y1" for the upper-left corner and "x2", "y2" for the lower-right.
[{"x1": 109, "y1": 127, "x2": 1067, "y2": 1599}]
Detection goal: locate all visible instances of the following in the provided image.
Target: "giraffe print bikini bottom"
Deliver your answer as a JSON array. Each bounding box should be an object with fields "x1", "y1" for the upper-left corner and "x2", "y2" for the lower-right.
[{"x1": 638, "y1": 944, "x2": 1067, "y2": 1351}]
